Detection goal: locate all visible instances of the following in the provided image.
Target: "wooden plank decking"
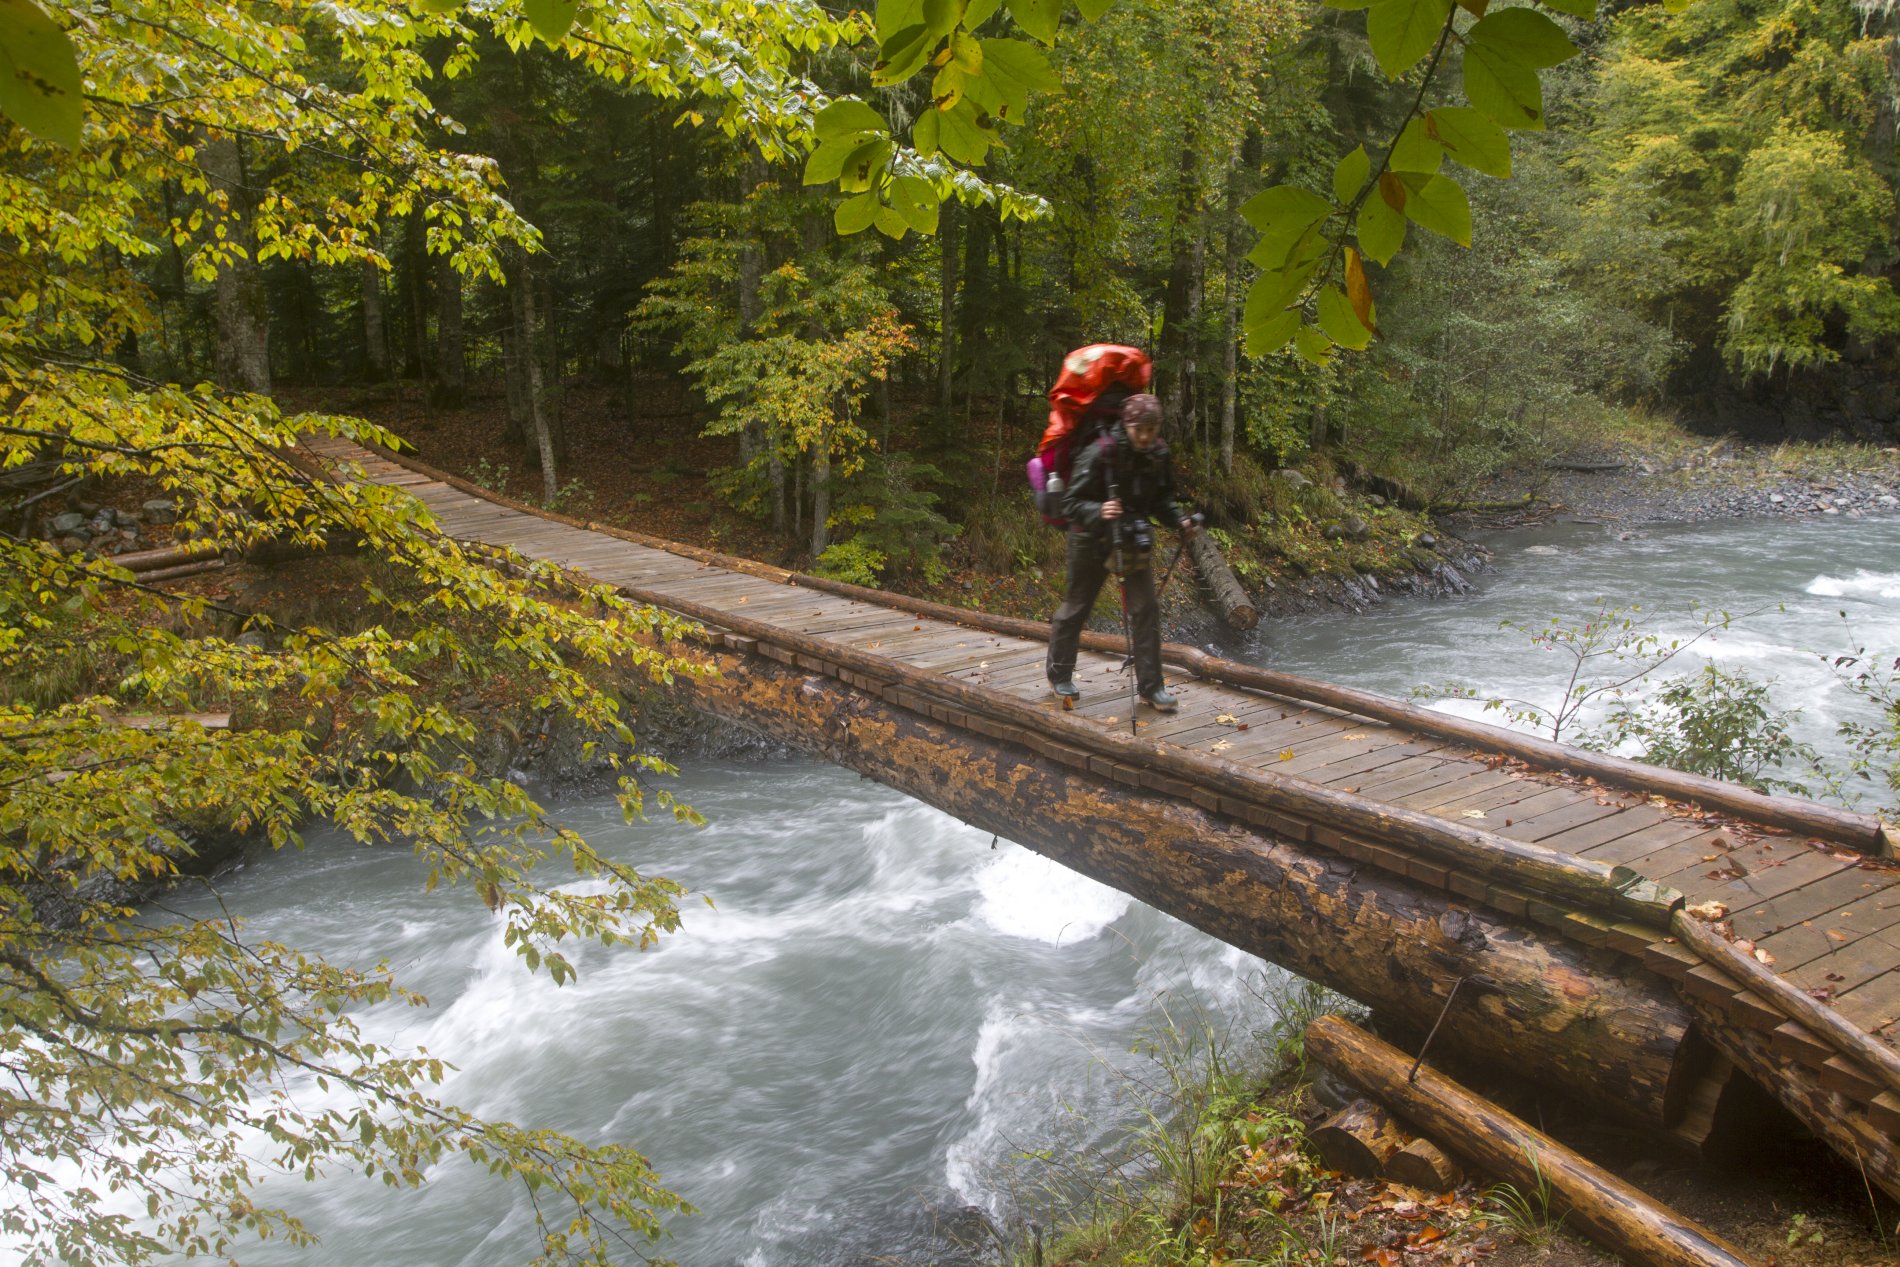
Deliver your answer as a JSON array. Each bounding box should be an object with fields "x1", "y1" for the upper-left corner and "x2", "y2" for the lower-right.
[{"x1": 302, "y1": 433, "x2": 1900, "y2": 1170}]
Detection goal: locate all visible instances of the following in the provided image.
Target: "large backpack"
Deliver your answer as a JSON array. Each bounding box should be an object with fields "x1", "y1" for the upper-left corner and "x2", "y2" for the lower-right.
[{"x1": 1026, "y1": 344, "x2": 1153, "y2": 526}]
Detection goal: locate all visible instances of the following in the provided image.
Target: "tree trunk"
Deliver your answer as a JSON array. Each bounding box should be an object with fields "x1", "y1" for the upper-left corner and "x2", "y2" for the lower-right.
[
  {"x1": 501, "y1": 319, "x2": 528, "y2": 446},
  {"x1": 810, "y1": 446, "x2": 830, "y2": 559},
  {"x1": 938, "y1": 199, "x2": 960, "y2": 430},
  {"x1": 539, "y1": 268, "x2": 565, "y2": 464},
  {"x1": 524, "y1": 285, "x2": 557, "y2": 500},
  {"x1": 507, "y1": 250, "x2": 557, "y2": 500},
  {"x1": 435, "y1": 253, "x2": 466, "y2": 406},
  {"x1": 401, "y1": 214, "x2": 429, "y2": 380},
  {"x1": 200, "y1": 136, "x2": 271, "y2": 394},
  {"x1": 1305, "y1": 1017, "x2": 1756, "y2": 1267},
  {"x1": 738, "y1": 176, "x2": 767, "y2": 484},
  {"x1": 1220, "y1": 164, "x2": 1242, "y2": 474},
  {"x1": 1158, "y1": 136, "x2": 1202, "y2": 427},
  {"x1": 958, "y1": 204, "x2": 987, "y2": 423},
  {"x1": 1185, "y1": 222, "x2": 1206, "y2": 450},
  {"x1": 361, "y1": 259, "x2": 390, "y2": 382},
  {"x1": 159, "y1": 181, "x2": 195, "y2": 376}
]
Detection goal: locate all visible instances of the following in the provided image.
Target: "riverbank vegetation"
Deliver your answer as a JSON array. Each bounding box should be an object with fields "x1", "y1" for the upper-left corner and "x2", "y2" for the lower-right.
[
  {"x1": 4, "y1": 0, "x2": 1900, "y2": 1261},
  {"x1": 1007, "y1": 983, "x2": 1899, "y2": 1267}
]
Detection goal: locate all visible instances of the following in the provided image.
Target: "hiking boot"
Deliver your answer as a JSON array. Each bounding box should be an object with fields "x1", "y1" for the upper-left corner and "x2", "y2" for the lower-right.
[
  {"x1": 1141, "y1": 687, "x2": 1180, "y2": 713},
  {"x1": 1050, "y1": 679, "x2": 1081, "y2": 701}
]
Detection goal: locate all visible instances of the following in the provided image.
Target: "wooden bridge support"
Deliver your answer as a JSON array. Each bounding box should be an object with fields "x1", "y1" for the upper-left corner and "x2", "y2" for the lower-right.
[{"x1": 656, "y1": 644, "x2": 1698, "y2": 1133}]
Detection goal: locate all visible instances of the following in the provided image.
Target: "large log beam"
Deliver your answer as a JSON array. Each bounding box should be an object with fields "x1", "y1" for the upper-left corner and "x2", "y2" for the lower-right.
[{"x1": 652, "y1": 645, "x2": 1696, "y2": 1132}]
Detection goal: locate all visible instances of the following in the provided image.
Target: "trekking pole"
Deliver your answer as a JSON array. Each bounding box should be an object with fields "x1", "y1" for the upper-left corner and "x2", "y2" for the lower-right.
[
  {"x1": 1107, "y1": 477, "x2": 1139, "y2": 736},
  {"x1": 1153, "y1": 512, "x2": 1204, "y2": 606}
]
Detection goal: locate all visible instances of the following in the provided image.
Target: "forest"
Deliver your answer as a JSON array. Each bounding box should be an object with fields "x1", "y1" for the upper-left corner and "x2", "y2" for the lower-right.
[
  {"x1": 10, "y1": 0, "x2": 1898, "y2": 594},
  {"x1": 2, "y1": 0, "x2": 1899, "y2": 1263}
]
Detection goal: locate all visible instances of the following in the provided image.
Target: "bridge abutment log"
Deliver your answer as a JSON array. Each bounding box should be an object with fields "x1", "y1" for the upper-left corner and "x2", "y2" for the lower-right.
[{"x1": 653, "y1": 646, "x2": 1696, "y2": 1133}]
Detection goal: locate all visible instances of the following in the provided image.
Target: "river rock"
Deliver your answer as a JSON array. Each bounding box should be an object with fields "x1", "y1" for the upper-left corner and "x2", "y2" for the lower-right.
[
  {"x1": 1418, "y1": 532, "x2": 1438, "y2": 550},
  {"x1": 1344, "y1": 516, "x2": 1371, "y2": 541},
  {"x1": 1322, "y1": 523, "x2": 1345, "y2": 541},
  {"x1": 1769, "y1": 493, "x2": 1786, "y2": 505},
  {"x1": 141, "y1": 499, "x2": 177, "y2": 525},
  {"x1": 55, "y1": 536, "x2": 86, "y2": 554},
  {"x1": 50, "y1": 511, "x2": 88, "y2": 536}
]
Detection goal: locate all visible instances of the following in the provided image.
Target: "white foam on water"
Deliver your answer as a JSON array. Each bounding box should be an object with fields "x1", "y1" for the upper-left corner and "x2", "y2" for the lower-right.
[
  {"x1": 1807, "y1": 570, "x2": 1900, "y2": 601},
  {"x1": 942, "y1": 1006, "x2": 1039, "y2": 1212},
  {"x1": 971, "y1": 843, "x2": 1130, "y2": 944}
]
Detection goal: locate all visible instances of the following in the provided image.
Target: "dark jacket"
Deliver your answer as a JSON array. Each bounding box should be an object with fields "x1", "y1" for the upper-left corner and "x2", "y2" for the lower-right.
[{"x1": 1061, "y1": 424, "x2": 1187, "y2": 548}]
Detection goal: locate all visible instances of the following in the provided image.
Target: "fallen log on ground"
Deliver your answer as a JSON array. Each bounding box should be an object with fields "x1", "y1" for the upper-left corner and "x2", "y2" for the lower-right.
[
  {"x1": 1387, "y1": 1137, "x2": 1463, "y2": 1191},
  {"x1": 134, "y1": 559, "x2": 225, "y2": 584},
  {"x1": 1186, "y1": 529, "x2": 1258, "y2": 630},
  {"x1": 1304, "y1": 1015, "x2": 1758, "y2": 1267},
  {"x1": 1311, "y1": 1099, "x2": 1411, "y2": 1177},
  {"x1": 111, "y1": 542, "x2": 221, "y2": 573},
  {"x1": 653, "y1": 644, "x2": 1697, "y2": 1131}
]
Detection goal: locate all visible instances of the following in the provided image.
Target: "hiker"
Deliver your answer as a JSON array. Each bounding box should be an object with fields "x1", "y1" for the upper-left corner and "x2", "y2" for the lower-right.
[{"x1": 1045, "y1": 392, "x2": 1198, "y2": 711}]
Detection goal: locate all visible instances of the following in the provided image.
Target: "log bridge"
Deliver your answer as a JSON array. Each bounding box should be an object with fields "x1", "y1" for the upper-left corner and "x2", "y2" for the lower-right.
[{"x1": 303, "y1": 434, "x2": 1900, "y2": 1197}]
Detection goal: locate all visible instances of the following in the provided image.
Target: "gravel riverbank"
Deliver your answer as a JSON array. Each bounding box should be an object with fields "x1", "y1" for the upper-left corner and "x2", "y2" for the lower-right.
[{"x1": 1474, "y1": 441, "x2": 1900, "y2": 527}]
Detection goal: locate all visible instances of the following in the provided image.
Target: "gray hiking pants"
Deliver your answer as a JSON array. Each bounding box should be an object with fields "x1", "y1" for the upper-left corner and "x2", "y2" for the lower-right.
[{"x1": 1046, "y1": 531, "x2": 1162, "y2": 696}]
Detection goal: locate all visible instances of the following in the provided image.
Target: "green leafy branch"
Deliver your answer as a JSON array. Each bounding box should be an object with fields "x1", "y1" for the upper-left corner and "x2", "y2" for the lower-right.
[
  {"x1": 802, "y1": 0, "x2": 1117, "y2": 238},
  {"x1": 1239, "y1": 0, "x2": 1692, "y2": 365}
]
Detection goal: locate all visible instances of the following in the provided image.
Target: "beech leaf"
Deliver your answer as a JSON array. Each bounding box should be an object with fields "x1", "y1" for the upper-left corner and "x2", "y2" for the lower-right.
[
  {"x1": 1355, "y1": 193, "x2": 1407, "y2": 265},
  {"x1": 522, "y1": 0, "x2": 581, "y2": 43},
  {"x1": 1464, "y1": 40, "x2": 1544, "y2": 130},
  {"x1": 0, "y1": 0, "x2": 83, "y2": 149},
  {"x1": 1333, "y1": 145, "x2": 1371, "y2": 204},
  {"x1": 1399, "y1": 173, "x2": 1473, "y2": 246},
  {"x1": 1366, "y1": 0, "x2": 1453, "y2": 81},
  {"x1": 1426, "y1": 106, "x2": 1512, "y2": 177}
]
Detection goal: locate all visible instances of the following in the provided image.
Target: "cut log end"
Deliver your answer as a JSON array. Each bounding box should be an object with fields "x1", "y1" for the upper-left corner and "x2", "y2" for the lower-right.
[
  {"x1": 1311, "y1": 1098, "x2": 1412, "y2": 1178},
  {"x1": 1386, "y1": 1137, "x2": 1463, "y2": 1192}
]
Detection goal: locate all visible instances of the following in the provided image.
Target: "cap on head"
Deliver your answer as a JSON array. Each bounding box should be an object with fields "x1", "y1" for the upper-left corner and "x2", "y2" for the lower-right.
[{"x1": 1122, "y1": 393, "x2": 1162, "y2": 430}]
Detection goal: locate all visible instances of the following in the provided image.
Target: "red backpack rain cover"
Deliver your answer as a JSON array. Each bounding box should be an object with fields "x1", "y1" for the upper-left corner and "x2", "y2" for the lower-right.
[{"x1": 1026, "y1": 344, "x2": 1153, "y2": 526}]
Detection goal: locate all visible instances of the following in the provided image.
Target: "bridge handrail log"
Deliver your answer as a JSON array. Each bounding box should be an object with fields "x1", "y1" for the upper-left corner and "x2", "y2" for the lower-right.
[
  {"x1": 353, "y1": 440, "x2": 1879, "y2": 860},
  {"x1": 1672, "y1": 908, "x2": 1900, "y2": 1100}
]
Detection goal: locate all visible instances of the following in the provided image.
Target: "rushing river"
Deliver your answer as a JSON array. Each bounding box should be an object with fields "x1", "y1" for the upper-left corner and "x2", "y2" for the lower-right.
[{"x1": 124, "y1": 515, "x2": 1900, "y2": 1265}]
